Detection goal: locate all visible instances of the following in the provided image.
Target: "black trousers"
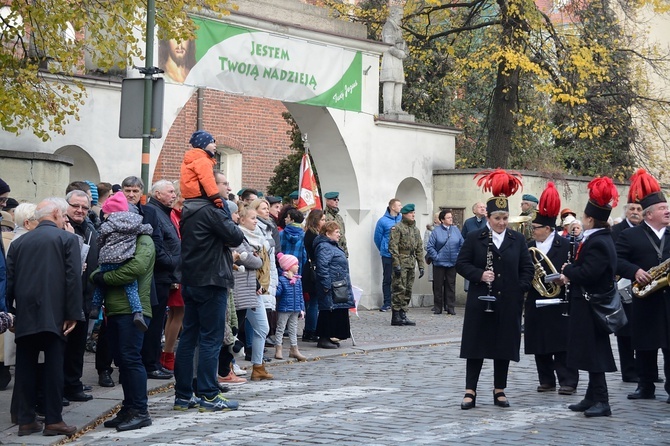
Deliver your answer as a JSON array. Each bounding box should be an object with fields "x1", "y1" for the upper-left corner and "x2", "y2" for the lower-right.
[
  {"x1": 637, "y1": 348, "x2": 670, "y2": 394},
  {"x1": 535, "y1": 352, "x2": 579, "y2": 388},
  {"x1": 616, "y1": 334, "x2": 637, "y2": 381},
  {"x1": 465, "y1": 358, "x2": 510, "y2": 390},
  {"x1": 432, "y1": 266, "x2": 456, "y2": 311},
  {"x1": 63, "y1": 318, "x2": 87, "y2": 395},
  {"x1": 218, "y1": 346, "x2": 233, "y2": 377},
  {"x1": 584, "y1": 371, "x2": 608, "y2": 403},
  {"x1": 142, "y1": 282, "x2": 169, "y2": 372},
  {"x1": 95, "y1": 316, "x2": 114, "y2": 374},
  {"x1": 15, "y1": 332, "x2": 66, "y2": 425}
]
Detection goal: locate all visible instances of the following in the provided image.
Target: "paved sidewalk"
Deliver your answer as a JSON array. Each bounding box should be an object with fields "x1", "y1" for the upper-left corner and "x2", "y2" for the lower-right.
[{"x1": 0, "y1": 306, "x2": 462, "y2": 445}]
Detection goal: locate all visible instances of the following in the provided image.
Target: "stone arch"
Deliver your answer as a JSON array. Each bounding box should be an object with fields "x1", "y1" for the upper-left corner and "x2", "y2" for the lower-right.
[
  {"x1": 395, "y1": 177, "x2": 429, "y2": 218},
  {"x1": 54, "y1": 145, "x2": 100, "y2": 183}
]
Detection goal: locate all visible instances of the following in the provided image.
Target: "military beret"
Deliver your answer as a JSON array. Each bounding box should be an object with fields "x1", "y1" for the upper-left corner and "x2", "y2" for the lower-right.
[
  {"x1": 522, "y1": 194, "x2": 538, "y2": 203},
  {"x1": 324, "y1": 192, "x2": 339, "y2": 200},
  {"x1": 400, "y1": 203, "x2": 415, "y2": 214},
  {"x1": 237, "y1": 188, "x2": 247, "y2": 197},
  {"x1": 267, "y1": 196, "x2": 282, "y2": 205},
  {"x1": 289, "y1": 190, "x2": 299, "y2": 200},
  {"x1": 257, "y1": 191, "x2": 264, "y2": 198}
]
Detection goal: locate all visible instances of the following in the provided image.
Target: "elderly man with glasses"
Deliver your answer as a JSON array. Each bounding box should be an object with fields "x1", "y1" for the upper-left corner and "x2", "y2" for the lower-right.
[{"x1": 62, "y1": 189, "x2": 99, "y2": 403}]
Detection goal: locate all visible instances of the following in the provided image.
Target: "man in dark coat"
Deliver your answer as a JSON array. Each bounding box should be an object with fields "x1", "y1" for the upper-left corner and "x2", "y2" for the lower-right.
[
  {"x1": 611, "y1": 200, "x2": 644, "y2": 383},
  {"x1": 616, "y1": 190, "x2": 670, "y2": 401},
  {"x1": 143, "y1": 180, "x2": 181, "y2": 378},
  {"x1": 62, "y1": 189, "x2": 98, "y2": 402},
  {"x1": 6, "y1": 198, "x2": 83, "y2": 437},
  {"x1": 525, "y1": 206, "x2": 578, "y2": 395}
]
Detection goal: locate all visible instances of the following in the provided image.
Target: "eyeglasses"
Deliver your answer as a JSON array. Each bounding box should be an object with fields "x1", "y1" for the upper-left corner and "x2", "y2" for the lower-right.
[{"x1": 68, "y1": 203, "x2": 90, "y2": 211}]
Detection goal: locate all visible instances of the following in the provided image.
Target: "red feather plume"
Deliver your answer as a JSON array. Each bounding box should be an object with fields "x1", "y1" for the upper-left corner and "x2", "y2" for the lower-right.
[
  {"x1": 587, "y1": 176, "x2": 619, "y2": 208},
  {"x1": 474, "y1": 168, "x2": 523, "y2": 198},
  {"x1": 628, "y1": 168, "x2": 660, "y2": 204},
  {"x1": 538, "y1": 182, "x2": 560, "y2": 218}
]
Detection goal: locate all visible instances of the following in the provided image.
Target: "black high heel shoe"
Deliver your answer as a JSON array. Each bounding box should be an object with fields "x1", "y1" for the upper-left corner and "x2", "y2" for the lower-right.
[
  {"x1": 461, "y1": 392, "x2": 476, "y2": 410},
  {"x1": 494, "y1": 391, "x2": 510, "y2": 408}
]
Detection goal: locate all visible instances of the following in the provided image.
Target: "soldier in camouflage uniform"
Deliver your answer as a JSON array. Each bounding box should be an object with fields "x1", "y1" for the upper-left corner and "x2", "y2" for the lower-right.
[
  {"x1": 388, "y1": 203, "x2": 424, "y2": 326},
  {"x1": 519, "y1": 194, "x2": 538, "y2": 243},
  {"x1": 323, "y1": 192, "x2": 348, "y2": 257}
]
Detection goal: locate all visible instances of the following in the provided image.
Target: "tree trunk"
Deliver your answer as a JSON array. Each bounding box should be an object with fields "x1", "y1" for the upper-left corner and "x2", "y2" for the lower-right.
[{"x1": 485, "y1": 63, "x2": 519, "y2": 168}]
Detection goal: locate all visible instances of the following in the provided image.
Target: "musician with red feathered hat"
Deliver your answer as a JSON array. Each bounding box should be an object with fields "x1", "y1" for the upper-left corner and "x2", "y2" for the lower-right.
[
  {"x1": 524, "y1": 182, "x2": 579, "y2": 396},
  {"x1": 610, "y1": 170, "x2": 646, "y2": 385},
  {"x1": 557, "y1": 176, "x2": 619, "y2": 417},
  {"x1": 616, "y1": 169, "x2": 670, "y2": 403},
  {"x1": 455, "y1": 169, "x2": 534, "y2": 410}
]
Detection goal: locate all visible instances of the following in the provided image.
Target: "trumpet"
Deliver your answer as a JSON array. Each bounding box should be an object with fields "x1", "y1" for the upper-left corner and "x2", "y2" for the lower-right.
[{"x1": 529, "y1": 247, "x2": 561, "y2": 298}]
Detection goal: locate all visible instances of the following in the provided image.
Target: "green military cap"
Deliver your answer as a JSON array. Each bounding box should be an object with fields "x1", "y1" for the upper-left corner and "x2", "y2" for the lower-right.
[
  {"x1": 266, "y1": 196, "x2": 282, "y2": 205},
  {"x1": 237, "y1": 188, "x2": 247, "y2": 197},
  {"x1": 257, "y1": 191, "x2": 264, "y2": 198},
  {"x1": 324, "y1": 191, "x2": 339, "y2": 199},
  {"x1": 400, "y1": 203, "x2": 415, "y2": 214},
  {"x1": 522, "y1": 194, "x2": 538, "y2": 203},
  {"x1": 289, "y1": 190, "x2": 299, "y2": 200}
]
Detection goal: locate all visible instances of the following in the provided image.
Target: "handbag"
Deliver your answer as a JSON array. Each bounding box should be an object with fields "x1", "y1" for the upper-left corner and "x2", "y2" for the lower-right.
[
  {"x1": 331, "y1": 279, "x2": 350, "y2": 304},
  {"x1": 582, "y1": 284, "x2": 628, "y2": 334}
]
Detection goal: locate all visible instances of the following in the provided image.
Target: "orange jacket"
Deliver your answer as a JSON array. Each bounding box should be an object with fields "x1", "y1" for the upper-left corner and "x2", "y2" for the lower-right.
[{"x1": 180, "y1": 148, "x2": 219, "y2": 200}]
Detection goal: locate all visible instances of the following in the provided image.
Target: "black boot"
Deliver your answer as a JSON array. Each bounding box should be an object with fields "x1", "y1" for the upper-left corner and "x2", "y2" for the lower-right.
[
  {"x1": 400, "y1": 310, "x2": 416, "y2": 326},
  {"x1": 583, "y1": 401, "x2": 612, "y2": 417},
  {"x1": 0, "y1": 363, "x2": 11, "y2": 390},
  {"x1": 116, "y1": 409, "x2": 152, "y2": 431},
  {"x1": 391, "y1": 310, "x2": 404, "y2": 326}
]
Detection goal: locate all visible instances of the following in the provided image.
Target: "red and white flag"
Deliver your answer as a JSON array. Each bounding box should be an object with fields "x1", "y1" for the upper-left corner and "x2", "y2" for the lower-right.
[{"x1": 297, "y1": 153, "x2": 321, "y2": 213}]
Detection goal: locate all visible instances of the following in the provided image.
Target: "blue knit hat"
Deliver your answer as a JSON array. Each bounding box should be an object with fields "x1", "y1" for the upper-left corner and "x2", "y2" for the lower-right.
[
  {"x1": 189, "y1": 130, "x2": 216, "y2": 150},
  {"x1": 85, "y1": 181, "x2": 98, "y2": 206}
]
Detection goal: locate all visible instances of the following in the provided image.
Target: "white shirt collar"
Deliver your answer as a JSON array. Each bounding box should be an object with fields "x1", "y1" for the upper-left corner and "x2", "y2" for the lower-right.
[
  {"x1": 535, "y1": 231, "x2": 555, "y2": 255},
  {"x1": 644, "y1": 221, "x2": 666, "y2": 240},
  {"x1": 582, "y1": 227, "x2": 604, "y2": 241},
  {"x1": 625, "y1": 218, "x2": 636, "y2": 228},
  {"x1": 487, "y1": 223, "x2": 505, "y2": 249}
]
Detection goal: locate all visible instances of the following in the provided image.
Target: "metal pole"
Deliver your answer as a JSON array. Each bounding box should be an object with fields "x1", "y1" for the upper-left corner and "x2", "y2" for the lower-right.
[{"x1": 140, "y1": 0, "x2": 156, "y2": 200}]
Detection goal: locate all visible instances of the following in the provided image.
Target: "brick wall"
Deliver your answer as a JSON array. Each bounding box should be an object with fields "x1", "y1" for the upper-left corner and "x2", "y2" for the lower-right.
[{"x1": 153, "y1": 89, "x2": 293, "y2": 193}]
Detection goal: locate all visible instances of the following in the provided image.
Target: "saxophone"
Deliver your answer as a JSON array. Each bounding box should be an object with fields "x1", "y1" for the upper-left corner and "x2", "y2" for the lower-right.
[
  {"x1": 632, "y1": 258, "x2": 670, "y2": 298},
  {"x1": 529, "y1": 247, "x2": 561, "y2": 298}
]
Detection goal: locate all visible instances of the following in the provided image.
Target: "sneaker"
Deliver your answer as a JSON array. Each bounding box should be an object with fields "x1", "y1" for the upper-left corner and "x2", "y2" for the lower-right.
[
  {"x1": 199, "y1": 393, "x2": 239, "y2": 412},
  {"x1": 233, "y1": 363, "x2": 247, "y2": 376},
  {"x1": 173, "y1": 394, "x2": 201, "y2": 411},
  {"x1": 379, "y1": 304, "x2": 391, "y2": 312},
  {"x1": 218, "y1": 371, "x2": 247, "y2": 385}
]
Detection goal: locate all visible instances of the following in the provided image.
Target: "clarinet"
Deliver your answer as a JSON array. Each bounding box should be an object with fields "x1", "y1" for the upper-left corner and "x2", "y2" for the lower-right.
[
  {"x1": 478, "y1": 230, "x2": 496, "y2": 312},
  {"x1": 562, "y1": 229, "x2": 577, "y2": 317}
]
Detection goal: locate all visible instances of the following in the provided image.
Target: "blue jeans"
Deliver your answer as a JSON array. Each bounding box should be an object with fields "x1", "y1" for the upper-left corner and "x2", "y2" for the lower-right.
[
  {"x1": 304, "y1": 295, "x2": 319, "y2": 332},
  {"x1": 381, "y1": 256, "x2": 393, "y2": 307},
  {"x1": 174, "y1": 285, "x2": 227, "y2": 400},
  {"x1": 245, "y1": 296, "x2": 269, "y2": 365},
  {"x1": 107, "y1": 314, "x2": 149, "y2": 411}
]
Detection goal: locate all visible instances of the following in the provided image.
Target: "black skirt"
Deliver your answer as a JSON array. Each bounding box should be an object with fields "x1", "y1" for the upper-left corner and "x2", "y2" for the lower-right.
[{"x1": 316, "y1": 308, "x2": 351, "y2": 340}]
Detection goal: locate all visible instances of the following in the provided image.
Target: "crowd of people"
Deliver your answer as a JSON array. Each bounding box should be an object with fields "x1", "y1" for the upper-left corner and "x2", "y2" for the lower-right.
[
  {"x1": 0, "y1": 130, "x2": 356, "y2": 437},
  {"x1": 2, "y1": 141, "x2": 670, "y2": 437}
]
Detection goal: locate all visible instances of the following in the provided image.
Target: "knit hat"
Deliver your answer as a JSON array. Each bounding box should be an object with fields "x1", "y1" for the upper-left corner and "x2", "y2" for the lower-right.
[
  {"x1": 85, "y1": 181, "x2": 99, "y2": 206},
  {"x1": 0, "y1": 178, "x2": 10, "y2": 195},
  {"x1": 532, "y1": 182, "x2": 560, "y2": 227},
  {"x1": 584, "y1": 177, "x2": 619, "y2": 222},
  {"x1": 102, "y1": 191, "x2": 129, "y2": 215},
  {"x1": 189, "y1": 130, "x2": 215, "y2": 150},
  {"x1": 227, "y1": 200, "x2": 238, "y2": 214},
  {"x1": 474, "y1": 168, "x2": 523, "y2": 214},
  {"x1": 277, "y1": 253, "x2": 299, "y2": 272}
]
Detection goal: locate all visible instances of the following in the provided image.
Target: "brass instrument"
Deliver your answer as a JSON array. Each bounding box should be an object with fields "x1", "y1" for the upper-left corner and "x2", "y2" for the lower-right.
[
  {"x1": 508, "y1": 215, "x2": 531, "y2": 232},
  {"x1": 529, "y1": 247, "x2": 561, "y2": 298},
  {"x1": 632, "y1": 258, "x2": 670, "y2": 297}
]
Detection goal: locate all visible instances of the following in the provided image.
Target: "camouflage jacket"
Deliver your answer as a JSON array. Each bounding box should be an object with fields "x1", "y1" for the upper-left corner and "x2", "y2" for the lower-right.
[
  {"x1": 324, "y1": 206, "x2": 348, "y2": 257},
  {"x1": 388, "y1": 218, "x2": 424, "y2": 270}
]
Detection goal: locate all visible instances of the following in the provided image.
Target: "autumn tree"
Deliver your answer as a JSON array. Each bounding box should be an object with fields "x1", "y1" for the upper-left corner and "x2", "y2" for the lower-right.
[{"x1": 0, "y1": 1, "x2": 227, "y2": 141}]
